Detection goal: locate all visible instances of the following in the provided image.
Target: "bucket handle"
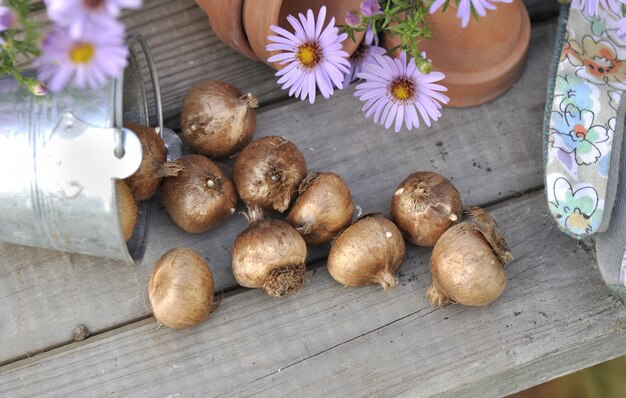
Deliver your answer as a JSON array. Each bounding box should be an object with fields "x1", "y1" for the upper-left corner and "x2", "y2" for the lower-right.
[{"x1": 114, "y1": 34, "x2": 164, "y2": 158}]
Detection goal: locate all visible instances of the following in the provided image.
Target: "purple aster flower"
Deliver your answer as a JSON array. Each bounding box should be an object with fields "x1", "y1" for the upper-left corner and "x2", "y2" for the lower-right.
[
  {"x1": 44, "y1": 0, "x2": 142, "y2": 39},
  {"x1": 342, "y1": 26, "x2": 385, "y2": 87},
  {"x1": 36, "y1": 22, "x2": 129, "y2": 92},
  {"x1": 364, "y1": 23, "x2": 379, "y2": 46},
  {"x1": 360, "y1": 0, "x2": 383, "y2": 17},
  {"x1": 345, "y1": 10, "x2": 360, "y2": 27},
  {"x1": 571, "y1": 0, "x2": 626, "y2": 16},
  {"x1": 0, "y1": 5, "x2": 15, "y2": 32},
  {"x1": 266, "y1": 6, "x2": 351, "y2": 104},
  {"x1": 430, "y1": 0, "x2": 512, "y2": 28},
  {"x1": 355, "y1": 51, "x2": 449, "y2": 132}
]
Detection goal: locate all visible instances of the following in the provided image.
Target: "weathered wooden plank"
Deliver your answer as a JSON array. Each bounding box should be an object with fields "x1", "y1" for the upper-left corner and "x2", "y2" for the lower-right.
[
  {"x1": 0, "y1": 22, "x2": 556, "y2": 364},
  {"x1": 438, "y1": 330, "x2": 626, "y2": 398},
  {"x1": 2, "y1": 193, "x2": 624, "y2": 398}
]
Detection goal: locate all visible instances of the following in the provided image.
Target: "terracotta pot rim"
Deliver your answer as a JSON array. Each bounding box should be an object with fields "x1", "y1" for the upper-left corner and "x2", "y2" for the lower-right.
[
  {"x1": 263, "y1": 0, "x2": 287, "y2": 70},
  {"x1": 444, "y1": 3, "x2": 531, "y2": 108},
  {"x1": 202, "y1": 0, "x2": 259, "y2": 61},
  {"x1": 437, "y1": 4, "x2": 531, "y2": 84}
]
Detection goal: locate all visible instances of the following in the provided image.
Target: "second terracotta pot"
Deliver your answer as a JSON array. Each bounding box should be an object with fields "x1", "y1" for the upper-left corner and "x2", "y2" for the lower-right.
[
  {"x1": 243, "y1": 0, "x2": 365, "y2": 70},
  {"x1": 384, "y1": 0, "x2": 531, "y2": 108}
]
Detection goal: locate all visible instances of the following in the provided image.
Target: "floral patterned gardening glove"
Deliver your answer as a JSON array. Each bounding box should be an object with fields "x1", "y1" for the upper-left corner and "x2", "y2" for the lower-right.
[
  {"x1": 546, "y1": 6, "x2": 625, "y2": 238},
  {"x1": 545, "y1": 5, "x2": 626, "y2": 296}
]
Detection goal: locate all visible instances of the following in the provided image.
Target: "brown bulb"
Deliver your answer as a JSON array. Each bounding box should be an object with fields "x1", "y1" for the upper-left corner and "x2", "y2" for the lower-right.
[
  {"x1": 233, "y1": 136, "x2": 307, "y2": 216},
  {"x1": 148, "y1": 248, "x2": 215, "y2": 329},
  {"x1": 116, "y1": 179, "x2": 137, "y2": 242},
  {"x1": 327, "y1": 216, "x2": 406, "y2": 291},
  {"x1": 161, "y1": 154, "x2": 238, "y2": 234},
  {"x1": 427, "y1": 207, "x2": 513, "y2": 307},
  {"x1": 124, "y1": 123, "x2": 183, "y2": 201},
  {"x1": 286, "y1": 172, "x2": 354, "y2": 245},
  {"x1": 391, "y1": 171, "x2": 462, "y2": 247},
  {"x1": 180, "y1": 80, "x2": 258, "y2": 158},
  {"x1": 232, "y1": 220, "x2": 307, "y2": 297}
]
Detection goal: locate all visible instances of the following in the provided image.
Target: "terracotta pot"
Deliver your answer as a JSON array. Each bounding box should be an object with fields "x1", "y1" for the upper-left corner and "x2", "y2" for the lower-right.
[
  {"x1": 195, "y1": 0, "x2": 259, "y2": 60},
  {"x1": 384, "y1": 0, "x2": 530, "y2": 108},
  {"x1": 242, "y1": 0, "x2": 365, "y2": 70}
]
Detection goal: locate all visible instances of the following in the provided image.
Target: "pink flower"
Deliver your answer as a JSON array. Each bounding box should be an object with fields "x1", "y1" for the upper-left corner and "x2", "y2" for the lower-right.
[
  {"x1": 430, "y1": 0, "x2": 512, "y2": 28},
  {"x1": 360, "y1": 0, "x2": 383, "y2": 17},
  {"x1": 36, "y1": 22, "x2": 129, "y2": 92},
  {"x1": 355, "y1": 52, "x2": 449, "y2": 132},
  {"x1": 266, "y1": 6, "x2": 350, "y2": 104},
  {"x1": 44, "y1": 0, "x2": 142, "y2": 39}
]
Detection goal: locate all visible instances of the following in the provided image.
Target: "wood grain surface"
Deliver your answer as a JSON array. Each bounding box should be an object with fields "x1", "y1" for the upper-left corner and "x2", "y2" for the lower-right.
[{"x1": 3, "y1": 193, "x2": 624, "y2": 398}]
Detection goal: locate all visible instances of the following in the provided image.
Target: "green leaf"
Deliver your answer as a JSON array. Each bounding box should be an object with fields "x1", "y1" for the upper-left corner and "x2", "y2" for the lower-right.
[
  {"x1": 386, "y1": 44, "x2": 401, "y2": 55},
  {"x1": 442, "y1": 0, "x2": 451, "y2": 13},
  {"x1": 471, "y1": 5, "x2": 480, "y2": 21},
  {"x1": 1, "y1": 0, "x2": 42, "y2": 87}
]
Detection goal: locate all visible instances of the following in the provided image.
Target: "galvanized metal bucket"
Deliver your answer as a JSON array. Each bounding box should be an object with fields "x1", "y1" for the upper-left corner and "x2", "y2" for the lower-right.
[{"x1": 0, "y1": 35, "x2": 166, "y2": 264}]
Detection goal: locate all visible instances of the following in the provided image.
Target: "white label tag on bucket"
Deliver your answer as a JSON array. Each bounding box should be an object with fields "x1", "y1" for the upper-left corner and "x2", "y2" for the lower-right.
[{"x1": 46, "y1": 112, "x2": 142, "y2": 182}]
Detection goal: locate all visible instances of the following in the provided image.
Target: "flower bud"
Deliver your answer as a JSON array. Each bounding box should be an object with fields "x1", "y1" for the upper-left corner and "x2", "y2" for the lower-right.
[
  {"x1": 345, "y1": 10, "x2": 360, "y2": 27},
  {"x1": 0, "y1": 6, "x2": 16, "y2": 32},
  {"x1": 360, "y1": 0, "x2": 383, "y2": 17},
  {"x1": 416, "y1": 58, "x2": 433, "y2": 74},
  {"x1": 26, "y1": 80, "x2": 48, "y2": 96}
]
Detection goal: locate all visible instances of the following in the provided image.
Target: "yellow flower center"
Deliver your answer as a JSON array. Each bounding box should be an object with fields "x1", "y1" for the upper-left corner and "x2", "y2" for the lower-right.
[
  {"x1": 389, "y1": 77, "x2": 415, "y2": 103},
  {"x1": 296, "y1": 42, "x2": 321, "y2": 69},
  {"x1": 69, "y1": 43, "x2": 95, "y2": 64},
  {"x1": 393, "y1": 86, "x2": 410, "y2": 100}
]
